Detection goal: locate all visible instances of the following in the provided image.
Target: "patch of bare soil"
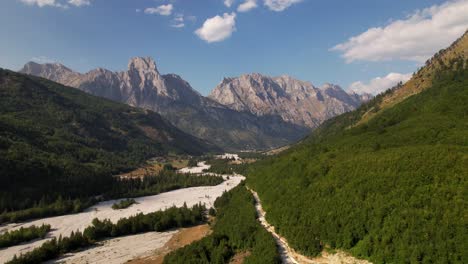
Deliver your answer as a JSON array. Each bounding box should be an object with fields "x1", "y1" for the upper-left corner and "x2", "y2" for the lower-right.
[
  {"x1": 264, "y1": 145, "x2": 290, "y2": 155},
  {"x1": 118, "y1": 157, "x2": 189, "y2": 179},
  {"x1": 118, "y1": 164, "x2": 163, "y2": 179},
  {"x1": 229, "y1": 251, "x2": 251, "y2": 264},
  {"x1": 128, "y1": 224, "x2": 211, "y2": 264},
  {"x1": 309, "y1": 250, "x2": 371, "y2": 264}
]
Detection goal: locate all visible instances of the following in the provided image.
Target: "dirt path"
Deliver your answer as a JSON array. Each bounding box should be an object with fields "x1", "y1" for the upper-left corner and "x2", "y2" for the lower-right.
[
  {"x1": 128, "y1": 224, "x2": 211, "y2": 264},
  {"x1": 248, "y1": 188, "x2": 372, "y2": 264},
  {"x1": 249, "y1": 188, "x2": 307, "y2": 264}
]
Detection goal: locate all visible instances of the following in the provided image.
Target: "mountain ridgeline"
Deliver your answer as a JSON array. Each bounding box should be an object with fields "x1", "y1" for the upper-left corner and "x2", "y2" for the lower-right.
[
  {"x1": 20, "y1": 58, "x2": 370, "y2": 150},
  {"x1": 247, "y1": 31, "x2": 468, "y2": 263},
  {"x1": 0, "y1": 69, "x2": 218, "y2": 213},
  {"x1": 209, "y1": 74, "x2": 371, "y2": 128}
]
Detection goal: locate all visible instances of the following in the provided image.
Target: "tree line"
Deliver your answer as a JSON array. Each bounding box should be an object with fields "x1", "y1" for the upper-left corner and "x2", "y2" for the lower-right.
[
  {"x1": 6, "y1": 203, "x2": 206, "y2": 264},
  {"x1": 0, "y1": 224, "x2": 51, "y2": 249}
]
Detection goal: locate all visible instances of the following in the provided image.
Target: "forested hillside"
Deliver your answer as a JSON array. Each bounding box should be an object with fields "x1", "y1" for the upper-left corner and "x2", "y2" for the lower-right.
[
  {"x1": 247, "y1": 43, "x2": 468, "y2": 262},
  {"x1": 0, "y1": 69, "x2": 218, "y2": 214},
  {"x1": 164, "y1": 184, "x2": 280, "y2": 264}
]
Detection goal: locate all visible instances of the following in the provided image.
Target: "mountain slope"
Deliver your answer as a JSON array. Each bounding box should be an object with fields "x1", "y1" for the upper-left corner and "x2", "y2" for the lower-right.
[
  {"x1": 20, "y1": 58, "x2": 309, "y2": 151},
  {"x1": 247, "y1": 34, "x2": 468, "y2": 263},
  {"x1": 0, "y1": 69, "x2": 218, "y2": 212},
  {"x1": 209, "y1": 73, "x2": 370, "y2": 128},
  {"x1": 357, "y1": 30, "x2": 468, "y2": 125}
]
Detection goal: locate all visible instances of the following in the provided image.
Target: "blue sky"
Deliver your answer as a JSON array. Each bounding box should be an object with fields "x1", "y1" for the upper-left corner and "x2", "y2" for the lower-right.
[{"x1": 1, "y1": 0, "x2": 467, "y2": 95}]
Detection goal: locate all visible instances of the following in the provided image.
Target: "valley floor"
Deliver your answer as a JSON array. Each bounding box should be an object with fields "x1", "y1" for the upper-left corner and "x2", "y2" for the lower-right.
[
  {"x1": 49, "y1": 231, "x2": 178, "y2": 264},
  {"x1": 128, "y1": 224, "x2": 212, "y2": 264},
  {"x1": 0, "y1": 162, "x2": 244, "y2": 263},
  {"x1": 2, "y1": 160, "x2": 372, "y2": 264}
]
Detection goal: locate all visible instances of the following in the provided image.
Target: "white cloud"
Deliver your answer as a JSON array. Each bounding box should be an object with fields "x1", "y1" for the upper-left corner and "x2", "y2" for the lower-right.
[
  {"x1": 224, "y1": 0, "x2": 235, "y2": 8},
  {"x1": 144, "y1": 4, "x2": 173, "y2": 16},
  {"x1": 172, "y1": 14, "x2": 185, "y2": 28},
  {"x1": 349, "y1": 72, "x2": 412, "y2": 95},
  {"x1": 331, "y1": 0, "x2": 468, "y2": 63},
  {"x1": 195, "y1": 12, "x2": 237, "y2": 43},
  {"x1": 238, "y1": 0, "x2": 257, "y2": 12},
  {"x1": 68, "y1": 0, "x2": 89, "y2": 7},
  {"x1": 20, "y1": 0, "x2": 91, "y2": 7},
  {"x1": 20, "y1": 0, "x2": 63, "y2": 7},
  {"x1": 264, "y1": 0, "x2": 302, "y2": 11}
]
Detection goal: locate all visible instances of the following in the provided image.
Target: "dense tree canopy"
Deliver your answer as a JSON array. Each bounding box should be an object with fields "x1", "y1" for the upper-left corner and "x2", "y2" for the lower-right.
[
  {"x1": 164, "y1": 184, "x2": 281, "y2": 264},
  {"x1": 247, "y1": 59, "x2": 468, "y2": 263}
]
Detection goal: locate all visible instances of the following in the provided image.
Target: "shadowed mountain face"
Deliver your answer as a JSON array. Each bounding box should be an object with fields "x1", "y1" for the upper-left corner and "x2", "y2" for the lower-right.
[
  {"x1": 0, "y1": 69, "x2": 221, "y2": 212},
  {"x1": 209, "y1": 74, "x2": 371, "y2": 128},
  {"x1": 20, "y1": 57, "x2": 311, "y2": 150}
]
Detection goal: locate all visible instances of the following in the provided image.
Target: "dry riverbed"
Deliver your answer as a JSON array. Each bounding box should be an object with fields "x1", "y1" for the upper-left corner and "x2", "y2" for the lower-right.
[
  {"x1": 128, "y1": 224, "x2": 212, "y2": 264},
  {"x1": 0, "y1": 162, "x2": 244, "y2": 263}
]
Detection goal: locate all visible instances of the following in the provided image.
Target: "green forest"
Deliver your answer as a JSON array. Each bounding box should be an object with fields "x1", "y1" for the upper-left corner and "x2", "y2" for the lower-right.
[
  {"x1": 0, "y1": 69, "x2": 219, "y2": 221},
  {"x1": 164, "y1": 184, "x2": 281, "y2": 264},
  {"x1": 6, "y1": 204, "x2": 206, "y2": 264},
  {"x1": 203, "y1": 158, "x2": 249, "y2": 175},
  {"x1": 0, "y1": 224, "x2": 51, "y2": 249},
  {"x1": 247, "y1": 59, "x2": 468, "y2": 263}
]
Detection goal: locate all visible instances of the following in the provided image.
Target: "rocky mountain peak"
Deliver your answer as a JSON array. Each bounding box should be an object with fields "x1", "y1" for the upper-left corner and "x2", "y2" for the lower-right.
[
  {"x1": 128, "y1": 57, "x2": 159, "y2": 73},
  {"x1": 20, "y1": 61, "x2": 80, "y2": 86},
  {"x1": 22, "y1": 61, "x2": 72, "y2": 74},
  {"x1": 241, "y1": 72, "x2": 264, "y2": 79},
  {"x1": 209, "y1": 74, "x2": 370, "y2": 128},
  {"x1": 321, "y1": 83, "x2": 341, "y2": 90}
]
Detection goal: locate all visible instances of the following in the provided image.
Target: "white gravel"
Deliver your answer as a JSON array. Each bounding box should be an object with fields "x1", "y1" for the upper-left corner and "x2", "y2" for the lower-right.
[
  {"x1": 177, "y1": 161, "x2": 210, "y2": 174},
  {"x1": 49, "y1": 231, "x2": 178, "y2": 264},
  {"x1": 0, "y1": 163, "x2": 244, "y2": 263},
  {"x1": 216, "y1": 153, "x2": 240, "y2": 160}
]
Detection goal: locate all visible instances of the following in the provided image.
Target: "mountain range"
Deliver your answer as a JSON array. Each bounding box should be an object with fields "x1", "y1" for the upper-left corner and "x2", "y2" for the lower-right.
[
  {"x1": 209, "y1": 74, "x2": 371, "y2": 128},
  {"x1": 20, "y1": 58, "x2": 371, "y2": 150}
]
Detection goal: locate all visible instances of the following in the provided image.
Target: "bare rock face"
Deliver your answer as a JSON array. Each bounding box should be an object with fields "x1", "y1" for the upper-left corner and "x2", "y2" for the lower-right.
[
  {"x1": 209, "y1": 74, "x2": 370, "y2": 128},
  {"x1": 21, "y1": 61, "x2": 81, "y2": 86},
  {"x1": 19, "y1": 58, "x2": 309, "y2": 151}
]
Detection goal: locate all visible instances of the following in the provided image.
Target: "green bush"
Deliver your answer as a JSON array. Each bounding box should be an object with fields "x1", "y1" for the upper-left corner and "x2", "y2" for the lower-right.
[{"x1": 0, "y1": 224, "x2": 51, "y2": 248}]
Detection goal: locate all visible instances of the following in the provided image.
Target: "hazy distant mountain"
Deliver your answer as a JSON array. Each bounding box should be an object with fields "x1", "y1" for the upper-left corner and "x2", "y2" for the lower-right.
[
  {"x1": 21, "y1": 57, "x2": 309, "y2": 150},
  {"x1": 209, "y1": 74, "x2": 372, "y2": 128}
]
